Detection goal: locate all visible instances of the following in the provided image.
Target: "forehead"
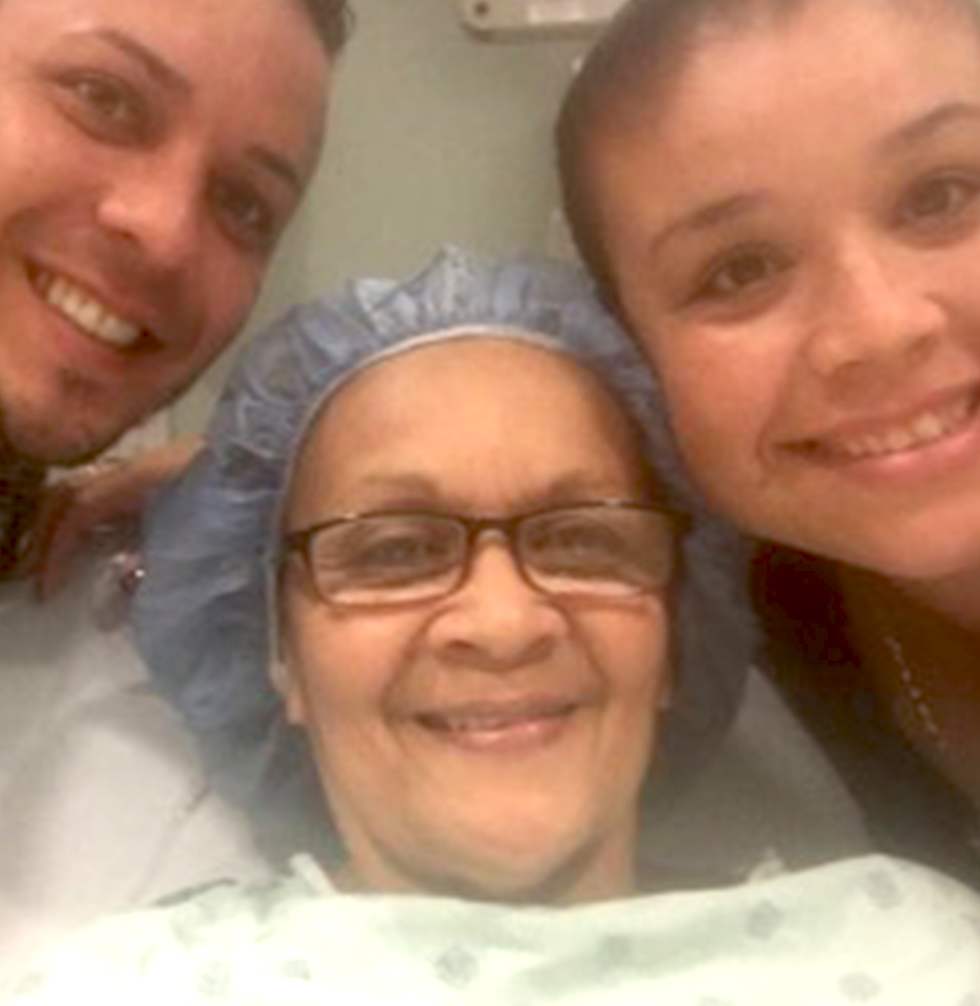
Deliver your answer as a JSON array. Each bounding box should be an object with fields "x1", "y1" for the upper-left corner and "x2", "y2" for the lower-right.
[
  {"x1": 603, "y1": 0, "x2": 980, "y2": 137},
  {"x1": 589, "y1": 0, "x2": 980, "y2": 233},
  {"x1": 0, "y1": 0, "x2": 330, "y2": 171},
  {"x1": 0, "y1": 0, "x2": 319, "y2": 55},
  {"x1": 289, "y1": 339, "x2": 648, "y2": 513},
  {"x1": 322, "y1": 338, "x2": 632, "y2": 440}
]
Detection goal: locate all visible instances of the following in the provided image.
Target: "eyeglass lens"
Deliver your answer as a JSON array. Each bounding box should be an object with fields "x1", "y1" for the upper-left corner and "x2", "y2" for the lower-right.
[{"x1": 304, "y1": 507, "x2": 676, "y2": 606}]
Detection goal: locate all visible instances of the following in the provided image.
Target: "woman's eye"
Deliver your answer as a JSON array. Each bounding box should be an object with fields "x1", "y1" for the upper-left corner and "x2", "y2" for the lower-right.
[
  {"x1": 339, "y1": 533, "x2": 456, "y2": 588},
  {"x1": 531, "y1": 521, "x2": 625, "y2": 564},
  {"x1": 335, "y1": 523, "x2": 454, "y2": 571},
  {"x1": 690, "y1": 247, "x2": 786, "y2": 305},
  {"x1": 60, "y1": 72, "x2": 149, "y2": 142},
  {"x1": 549, "y1": 526, "x2": 612, "y2": 553},
  {"x1": 353, "y1": 537, "x2": 436, "y2": 568},
  {"x1": 210, "y1": 179, "x2": 278, "y2": 253},
  {"x1": 899, "y1": 173, "x2": 980, "y2": 230}
]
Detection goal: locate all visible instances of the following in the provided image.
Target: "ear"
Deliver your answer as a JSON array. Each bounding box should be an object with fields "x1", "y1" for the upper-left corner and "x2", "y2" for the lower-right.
[
  {"x1": 272, "y1": 564, "x2": 310, "y2": 726},
  {"x1": 271, "y1": 651, "x2": 308, "y2": 727}
]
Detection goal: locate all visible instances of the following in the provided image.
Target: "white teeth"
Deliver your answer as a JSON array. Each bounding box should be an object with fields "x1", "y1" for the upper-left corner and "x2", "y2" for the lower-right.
[
  {"x1": 443, "y1": 715, "x2": 515, "y2": 733},
  {"x1": 833, "y1": 395, "x2": 973, "y2": 460},
  {"x1": 40, "y1": 272, "x2": 142, "y2": 348},
  {"x1": 429, "y1": 705, "x2": 573, "y2": 735},
  {"x1": 910, "y1": 412, "x2": 945, "y2": 442},
  {"x1": 884, "y1": 428, "x2": 914, "y2": 453}
]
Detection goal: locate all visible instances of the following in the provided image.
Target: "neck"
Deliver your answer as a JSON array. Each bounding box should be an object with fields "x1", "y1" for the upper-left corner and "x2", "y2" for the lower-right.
[
  {"x1": 896, "y1": 565, "x2": 980, "y2": 635},
  {"x1": 840, "y1": 566, "x2": 980, "y2": 809},
  {"x1": 337, "y1": 825, "x2": 639, "y2": 906}
]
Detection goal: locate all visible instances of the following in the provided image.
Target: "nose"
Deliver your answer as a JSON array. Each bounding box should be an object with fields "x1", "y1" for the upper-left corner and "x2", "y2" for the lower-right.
[
  {"x1": 803, "y1": 236, "x2": 943, "y2": 384},
  {"x1": 95, "y1": 150, "x2": 203, "y2": 274},
  {"x1": 428, "y1": 537, "x2": 565, "y2": 671}
]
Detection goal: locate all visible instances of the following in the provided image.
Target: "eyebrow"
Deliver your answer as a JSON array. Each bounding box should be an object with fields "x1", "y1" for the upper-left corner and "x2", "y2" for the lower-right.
[
  {"x1": 246, "y1": 145, "x2": 303, "y2": 192},
  {"x1": 88, "y1": 28, "x2": 191, "y2": 95},
  {"x1": 644, "y1": 105, "x2": 980, "y2": 259},
  {"x1": 647, "y1": 191, "x2": 770, "y2": 259},
  {"x1": 879, "y1": 101, "x2": 980, "y2": 153},
  {"x1": 85, "y1": 29, "x2": 304, "y2": 192}
]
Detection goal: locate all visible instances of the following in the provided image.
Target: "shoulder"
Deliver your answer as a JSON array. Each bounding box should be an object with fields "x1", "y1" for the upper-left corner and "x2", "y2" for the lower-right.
[{"x1": 674, "y1": 854, "x2": 980, "y2": 981}]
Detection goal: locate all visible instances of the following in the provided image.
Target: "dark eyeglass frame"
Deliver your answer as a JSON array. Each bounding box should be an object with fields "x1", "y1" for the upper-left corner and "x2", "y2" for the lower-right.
[{"x1": 282, "y1": 499, "x2": 687, "y2": 607}]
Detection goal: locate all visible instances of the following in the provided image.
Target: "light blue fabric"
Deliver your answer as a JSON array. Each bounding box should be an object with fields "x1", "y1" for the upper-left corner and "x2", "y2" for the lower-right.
[
  {"x1": 7, "y1": 856, "x2": 980, "y2": 1004},
  {"x1": 132, "y1": 247, "x2": 754, "y2": 860}
]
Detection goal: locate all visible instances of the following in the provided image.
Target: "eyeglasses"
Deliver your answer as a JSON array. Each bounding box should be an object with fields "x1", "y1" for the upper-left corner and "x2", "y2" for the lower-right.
[{"x1": 283, "y1": 501, "x2": 684, "y2": 607}]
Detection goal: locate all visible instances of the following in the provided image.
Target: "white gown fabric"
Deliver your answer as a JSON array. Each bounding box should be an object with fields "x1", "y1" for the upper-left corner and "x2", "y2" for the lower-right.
[
  {"x1": 0, "y1": 554, "x2": 267, "y2": 987},
  {"x1": 7, "y1": 855, "x2": 979, "y2": 1005}
]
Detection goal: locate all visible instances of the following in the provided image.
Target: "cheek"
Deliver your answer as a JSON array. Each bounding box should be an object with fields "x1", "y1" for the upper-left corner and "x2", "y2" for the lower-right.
[
  {"x1": 669, "y1": 379, "x2": 750, "y2": 478},
  {"x1": 644, "y1": 324, "x2": 785, "y2": 489},
  {"x1": 949, "y1": 268, "x2": 980, "y2": 333},
  {"x1": 587, "y1": 603, "x2": 671, "y2": 709},
  {"x1": 282, "y1": 607, "x2": 420, "y2": 729},
  {"x1": 194, "y1": 254, "x2": 262, "y2": 358},
  {"x1": 0, "y1": 115, "x2": 97, "y2": 239},
  {"x1": 584, "y1": 606, "x2": 671, "y2": 804},
  {"x1": 653, "y1": 347, "x2": 754, "y2": 466}
]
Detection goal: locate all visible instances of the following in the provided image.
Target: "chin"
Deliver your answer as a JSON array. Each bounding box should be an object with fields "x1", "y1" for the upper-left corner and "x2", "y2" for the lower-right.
[
  {"x1": 0, "y1": 413, "x2": 127, "y2": 467},
  {"x1": 429, "y1": 821, "x2": 613, "y2": 904},
  {"x1": 827, "y1": 520, "x2": 980, "y2": 585},
  {"x1": 0, "y1": 373, "x2": 167, "y2": 467},
  {"x1": 430, "y1": 855, "x2": 583, "y2": 905}
]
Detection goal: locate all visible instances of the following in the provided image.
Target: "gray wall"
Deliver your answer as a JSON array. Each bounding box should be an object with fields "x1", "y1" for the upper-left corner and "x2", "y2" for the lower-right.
[{"x1": 174, "y1": 0, "x2": 583, "y2": 434}]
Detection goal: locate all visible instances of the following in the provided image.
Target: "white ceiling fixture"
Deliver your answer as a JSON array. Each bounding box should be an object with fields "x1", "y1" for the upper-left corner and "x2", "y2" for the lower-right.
[{"x1": 459, "y1": 0, "x2": 628, "y2": 40}]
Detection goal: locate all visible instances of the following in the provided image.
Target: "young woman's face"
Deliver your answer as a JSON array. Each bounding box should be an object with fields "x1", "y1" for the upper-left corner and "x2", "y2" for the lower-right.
[
  {"x1": 278, "y1": 340, "x2": 673, "y2": 903},
  {"x1": 590, "y1": 0, "x2": 980, "y2": 581}
]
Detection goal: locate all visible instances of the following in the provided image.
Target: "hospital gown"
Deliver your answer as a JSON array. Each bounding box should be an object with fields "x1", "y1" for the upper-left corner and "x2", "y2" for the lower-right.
[{"x1": 5, "y1": 854, "x2": 979, "y2": 1004}]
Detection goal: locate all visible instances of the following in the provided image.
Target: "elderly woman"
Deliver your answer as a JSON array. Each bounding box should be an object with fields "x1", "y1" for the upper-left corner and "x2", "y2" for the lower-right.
[{"x1": 7, "y1": 250, "x2": 978, "y2": 1003}]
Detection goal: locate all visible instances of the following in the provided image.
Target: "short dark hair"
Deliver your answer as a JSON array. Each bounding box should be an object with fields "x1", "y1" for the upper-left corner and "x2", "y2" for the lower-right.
[
  {"x1": 556, "y1": 0, "x2": 980, "y2": 309},
  {"x1": 297, "y1": 0, "x2": 355, "y2": 54}
]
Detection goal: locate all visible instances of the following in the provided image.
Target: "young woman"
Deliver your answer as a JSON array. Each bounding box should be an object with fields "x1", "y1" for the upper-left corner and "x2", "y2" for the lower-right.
[{"x1": 558, "y1": 0, "x2": 980, "y2": 885}]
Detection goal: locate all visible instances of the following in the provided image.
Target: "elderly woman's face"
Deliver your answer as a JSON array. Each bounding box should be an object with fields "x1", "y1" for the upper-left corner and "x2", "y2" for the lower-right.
[{"x1": 279, "y1": 339, "x2": 672, "y2": 903}]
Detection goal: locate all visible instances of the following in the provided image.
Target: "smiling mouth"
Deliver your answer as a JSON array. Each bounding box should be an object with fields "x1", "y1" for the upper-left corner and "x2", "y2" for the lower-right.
[
  {"x1": 31, "y1": 268, "x2": 149, "y2": 350},
  {"x1": 791, "y1": 389, "x2": 979, "y2": 462},
  {"x1": 416, "y1": 700, "x2": 578, "y2": 746}
]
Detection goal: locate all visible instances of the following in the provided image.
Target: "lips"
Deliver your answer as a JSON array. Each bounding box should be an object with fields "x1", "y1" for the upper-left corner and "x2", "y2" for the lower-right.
[
  {"x1": 788, "y1": 387, "x2": 979, "y2": 463},
  {"x1": 30, "y1": 267, "x2": 152, "y2": 351},
  {"x1": 415, "y1": 697, "x2": 580, "y2": 750}
]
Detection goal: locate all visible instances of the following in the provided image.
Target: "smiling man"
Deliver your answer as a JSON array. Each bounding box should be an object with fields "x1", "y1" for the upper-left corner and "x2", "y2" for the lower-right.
[{"x1": 0, "y1": 0, "x2": 350, "y2": 571}]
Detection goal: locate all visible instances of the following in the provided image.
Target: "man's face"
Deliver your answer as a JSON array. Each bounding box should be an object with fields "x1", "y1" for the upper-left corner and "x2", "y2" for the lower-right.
[{"x1": 0, "y1": 0, "x2": 330, "y2": 464}]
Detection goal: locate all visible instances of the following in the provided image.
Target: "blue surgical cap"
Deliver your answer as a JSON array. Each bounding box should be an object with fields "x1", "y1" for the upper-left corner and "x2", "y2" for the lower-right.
[{"x1": 132, "y1": 247, "x2": 754, "y2": 861}]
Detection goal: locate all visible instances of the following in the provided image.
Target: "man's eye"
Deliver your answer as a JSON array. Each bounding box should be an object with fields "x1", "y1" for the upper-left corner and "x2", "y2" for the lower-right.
[
  {"x1": 210, "y1": 179, "x2": 278, "y2": 253},
  {"x1": 60, "y1": 72, "x2": 150, "y2": 142},
  {"x1": 899, "y1": 173, "x2": 980, "y2": 230}
]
